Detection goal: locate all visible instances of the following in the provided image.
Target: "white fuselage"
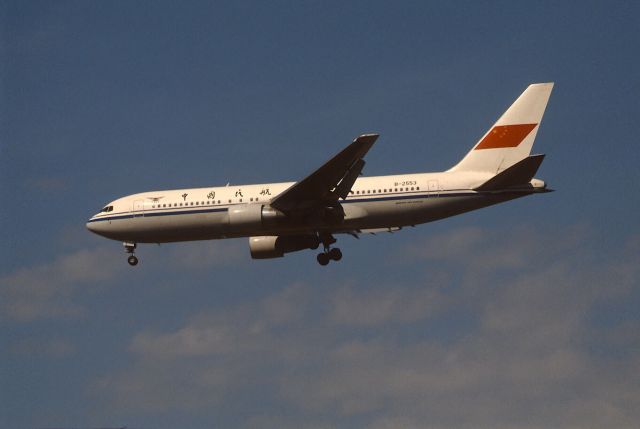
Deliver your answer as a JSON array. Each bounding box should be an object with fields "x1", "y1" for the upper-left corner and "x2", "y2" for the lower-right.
[{"x1": 86, "y1": 170, "x2": 535, "y2": 243}]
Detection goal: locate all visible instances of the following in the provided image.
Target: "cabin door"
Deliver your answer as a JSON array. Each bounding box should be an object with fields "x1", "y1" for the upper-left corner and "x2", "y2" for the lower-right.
[
  {"x1": 133, "y1": 200, "x2": 145, "y2": 217},
  {"x1": 427, "y1": 180, "x2": 440, "y2": 196}
]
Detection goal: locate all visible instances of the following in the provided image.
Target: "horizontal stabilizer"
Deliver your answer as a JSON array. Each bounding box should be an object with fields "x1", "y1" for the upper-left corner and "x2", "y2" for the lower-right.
[{"x1": 474, "y1": 154, "x2": 545, "y2": 192}]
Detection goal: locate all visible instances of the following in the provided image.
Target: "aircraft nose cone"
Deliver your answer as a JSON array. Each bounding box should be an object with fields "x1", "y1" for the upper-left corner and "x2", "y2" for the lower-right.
[
  {"x1": 86, "y1": 218, "x2": 104, "y2": 235},
  {"x1": 86, "y1": 217, "x2": 116, "y2": 239}
]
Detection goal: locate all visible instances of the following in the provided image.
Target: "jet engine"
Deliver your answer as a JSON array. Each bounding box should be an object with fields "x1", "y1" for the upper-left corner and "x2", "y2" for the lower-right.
[{"x1": 249, "y1": 235, "x2": 320, "y2": 259}]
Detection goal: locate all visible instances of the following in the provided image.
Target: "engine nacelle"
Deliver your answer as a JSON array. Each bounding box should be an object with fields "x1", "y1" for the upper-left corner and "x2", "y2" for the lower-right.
[
  {"x1": 227, "y1": 204, "x2": 285, "y2": 231},
  {"x1": 249, "y1": 235, "x2": 320, "y2": 259}
]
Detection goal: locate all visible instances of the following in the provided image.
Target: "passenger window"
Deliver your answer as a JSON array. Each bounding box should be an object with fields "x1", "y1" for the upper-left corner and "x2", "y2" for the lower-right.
[
  {"x1": 416, "y1": 186, "x2": 420, "y2": 190},
  {"x1": 411, "y1": 187, "x2": 414, "y2": 191}
]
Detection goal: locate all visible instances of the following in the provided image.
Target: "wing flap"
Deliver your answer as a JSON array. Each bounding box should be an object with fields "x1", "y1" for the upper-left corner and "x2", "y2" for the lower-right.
[
  {"x1": 334, "y1": 158, "x2": 365, "y2": 200},
  {"x1": 357, "y1": 227, "x2": 402, "y2": 235}
]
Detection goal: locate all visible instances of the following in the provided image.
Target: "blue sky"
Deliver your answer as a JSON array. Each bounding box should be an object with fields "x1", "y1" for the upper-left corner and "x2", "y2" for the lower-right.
[{"x1": 2, "y1": 1, "x2": 639, "y2": 428}]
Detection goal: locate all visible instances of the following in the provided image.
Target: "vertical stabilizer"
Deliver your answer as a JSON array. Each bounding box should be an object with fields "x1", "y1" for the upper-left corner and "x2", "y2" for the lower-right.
[{"x1": 449, "y1": 83, "x2": 554, "y2": 174}]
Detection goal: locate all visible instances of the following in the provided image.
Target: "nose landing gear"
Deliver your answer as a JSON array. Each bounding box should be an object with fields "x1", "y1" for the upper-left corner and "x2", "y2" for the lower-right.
[
  {"x1": 316, "y1": 233, "x2": 342, "y2": 266},
  {"x1": 124, "y1": 242, "x2": 138, "y2": 266}
]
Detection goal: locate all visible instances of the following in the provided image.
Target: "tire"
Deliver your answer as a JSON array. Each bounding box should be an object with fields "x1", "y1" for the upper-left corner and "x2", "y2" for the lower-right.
[
  {"x1": 329, "y1": 248, "x2": 342, "y2": 261},
  {"x1": 317, "y1": 253, "x2": 330, "y2": 266},
  {"x1": 127, "y1": 255, "x2": 139, "y2": 266}
]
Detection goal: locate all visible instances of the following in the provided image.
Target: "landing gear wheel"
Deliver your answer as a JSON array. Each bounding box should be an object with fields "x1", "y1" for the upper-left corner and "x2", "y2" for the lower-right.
[
  {"x1": 123, "y1": 242, "x2": 138, "y2": 266},
  {"x1": 317, "y1": 253, "x2": 330, "y2": 266},
  {"x1": 329, "y1": 248, "x2": 342, "y2": 261}
]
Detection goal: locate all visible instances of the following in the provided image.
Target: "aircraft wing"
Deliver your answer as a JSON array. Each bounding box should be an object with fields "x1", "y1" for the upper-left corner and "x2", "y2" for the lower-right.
[{"x1": 270, "y1": 134, "x2": 379, "y2": 213}]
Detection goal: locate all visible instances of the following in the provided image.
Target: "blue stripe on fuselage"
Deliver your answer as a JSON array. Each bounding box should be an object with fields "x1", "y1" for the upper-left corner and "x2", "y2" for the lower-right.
[
  {"x1": 87, "y1": 191, "x2": 479, "y2": 223},
  {"x1": 87, "y1": 207, "x2": 229, "y2": 223}
]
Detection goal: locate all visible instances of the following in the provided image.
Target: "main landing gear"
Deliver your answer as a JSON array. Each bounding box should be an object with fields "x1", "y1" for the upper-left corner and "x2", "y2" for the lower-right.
[
  {"x1": 317, "y1": 233, "x2": 342, "y2": 266},
  {"x1": 124, "y1": 242, "x2": 138, "y2": 266}
]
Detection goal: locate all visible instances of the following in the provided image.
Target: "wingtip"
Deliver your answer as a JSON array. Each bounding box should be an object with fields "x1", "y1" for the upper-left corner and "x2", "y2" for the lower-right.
[
  {"x1": 529, "y1": 82, "x2": 555, "y2": 88},
  {"x1": 355, "y1": 133, "x2": 380, "y2": 144}
]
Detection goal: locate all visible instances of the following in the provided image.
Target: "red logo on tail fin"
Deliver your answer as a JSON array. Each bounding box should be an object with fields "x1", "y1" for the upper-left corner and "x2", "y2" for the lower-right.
[{"x1": 475, "y1": 123, "x2": 537, "y2": 150}]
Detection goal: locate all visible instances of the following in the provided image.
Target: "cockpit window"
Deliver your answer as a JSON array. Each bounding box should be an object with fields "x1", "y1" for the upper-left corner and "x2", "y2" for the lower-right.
[{"x1": 101, "y1": 205, "x2": 114, "y2": 213}]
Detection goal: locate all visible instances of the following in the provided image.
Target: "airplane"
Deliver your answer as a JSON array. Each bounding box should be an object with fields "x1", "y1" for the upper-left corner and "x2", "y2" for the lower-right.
[{"x1": 87, "y1": 82, "x2": 554, "y2": 266}]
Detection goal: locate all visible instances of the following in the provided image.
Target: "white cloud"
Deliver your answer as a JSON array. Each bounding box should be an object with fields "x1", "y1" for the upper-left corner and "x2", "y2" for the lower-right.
[
  {"x1": 1, "y1": 238, "x2": 246, "y2": 323},
  {"x1": 407, "y1": 223, "x2": 591, "y2": 270},
  {"x1": 0, "y1": 247, "x2": 121, "y2": 322},
  {"x1": 94, "y1": 225, "x2": 640, "y2": 428},
  {"x1": 167, "y1": 239, "x2": 245, "y2": 270},
  {"x1": 329, "y1": 283, "x2": 447, "y2": 326}
]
